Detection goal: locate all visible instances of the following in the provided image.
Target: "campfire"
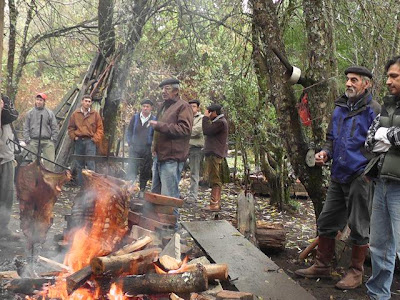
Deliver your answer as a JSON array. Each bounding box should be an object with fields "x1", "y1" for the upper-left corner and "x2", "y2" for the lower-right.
[{"x1": 5, "y1": 169, "x2": 230, "y2": 299}]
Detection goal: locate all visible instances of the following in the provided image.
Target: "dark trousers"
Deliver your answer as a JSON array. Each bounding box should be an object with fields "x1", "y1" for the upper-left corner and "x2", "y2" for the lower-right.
[
  {"x1": 128, "y1": 146, "x2": 152, "y2": 191},
  {"x1": 0, "y1": 161, "x2": 14, "y2": 228},
  {"x1": 317, "y1": 174, "x2": 372, "y2": 245},
  {"x1": 74, "y1": 139, "x2": 96, "y2": 185}
]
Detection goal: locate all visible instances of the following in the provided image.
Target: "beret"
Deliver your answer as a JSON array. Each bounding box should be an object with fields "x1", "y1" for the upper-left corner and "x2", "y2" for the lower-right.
[
  {"x1": 344, "y1": 66, "x2": 373, "y2": 79},
  {"x1": 36, "y1": 93, "x2": 47, "y2": 101},
  {"x1": 159, "y1": 78, "x2": 180, "y2": 87},
  {"x1": 140, "y1": 99, "x2": 154, "y2": 106},
  {"x1": 207, "y1": 103, "x2": 222, "y2": 112},
  {"x1": 188, "y1": 99, "x2": 200, "y2": 106}
]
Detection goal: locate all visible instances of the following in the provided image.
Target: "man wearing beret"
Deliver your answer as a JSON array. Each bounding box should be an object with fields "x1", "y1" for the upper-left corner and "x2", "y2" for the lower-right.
[
  {"x1": 23, "y1": 93, "x2": 59, "y2": 171},
  {"x1": 202, "y1": 103, "x2": 228, "y2": 211},
  {"x1": 295, "y1": 66, "x2": 381, "y2": 290},
  {"x1": 365, "y1": 56, "x2": 400, "y2": 299},
  {"x1": 149, "y1": 79, "x2": 193, "y2": 205},
  {"x1": 126, "y1": 99, "x2": 156, "y2": 197},
  {"x1": 187, "y1": 99, "x2": 204, "y2": 203}
]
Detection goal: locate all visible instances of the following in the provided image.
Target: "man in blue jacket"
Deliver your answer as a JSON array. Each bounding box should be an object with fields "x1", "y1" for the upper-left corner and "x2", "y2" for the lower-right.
[
  {"x1": 295, "y1": 66, "x2": 381, "y2": 290},
  {"x1": 127, "y1": 99, "x2": 156, "y2": 197}
]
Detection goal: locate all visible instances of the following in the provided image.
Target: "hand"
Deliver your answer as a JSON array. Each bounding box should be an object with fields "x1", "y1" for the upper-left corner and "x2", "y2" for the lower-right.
[
  {"x1": 0, "y1": 99, "x2": 3, "y2": 110},
  {"x1": 315, "y1": 150, "x2": 328, "y2": 166},
  {"x1": 75, "y1": 137, "x2": 79, "y2": 141},
  {"x1": 149, "y1": 120, "x2": 157, "y2": 127}
]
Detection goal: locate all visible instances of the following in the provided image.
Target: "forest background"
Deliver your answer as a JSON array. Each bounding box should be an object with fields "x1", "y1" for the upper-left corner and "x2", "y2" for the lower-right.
[{"x1": 1, "y1": 0, "x2": 399, "y2": 221}]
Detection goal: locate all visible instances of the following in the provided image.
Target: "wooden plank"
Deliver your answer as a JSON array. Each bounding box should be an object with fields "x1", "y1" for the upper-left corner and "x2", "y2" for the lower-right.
[
  {"x1": 144, "y1": 192, "x2": 183, "y2": 207},
  {"x1": 182, "y1": 220, "x2": 315, "y2": 300}
]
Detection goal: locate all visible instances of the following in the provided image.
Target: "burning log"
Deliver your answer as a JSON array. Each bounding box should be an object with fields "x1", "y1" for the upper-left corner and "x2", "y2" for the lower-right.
[
  {"x1": 111, "y1": 235, "x2": 153, "y2": 256},
  {"x1": 7, "y1": 277, "x2": 56, "y2": 295},
  {"x1": 144, "y1": 192, "x2": 184, "y2": 207},
  {"x1": 159, "y1": 255, "x2": 181, "y2": 270},
  {"x1": 187, "y1": 264, "x2": 228, "y2": 281},
  {"x1": 117, "y1": 263, "x2": 208, "y2": 294},
  {"x1": 216, "y1": 290, "x2": 253, "y2": 300},
  {"x1": 90, "y1": 247, "x2": 161, "y2": 275},
  {"x1": 66, "y1": 266, "x2": 92, "y2": 295},
  {"x1": 16, "y1": 162, "x2": 71, "y2": 247}
]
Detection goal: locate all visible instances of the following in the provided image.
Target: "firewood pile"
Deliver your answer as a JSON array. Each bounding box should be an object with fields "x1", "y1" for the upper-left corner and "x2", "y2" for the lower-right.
[{"x1": 3, "y1": 169, "x2": 245, "y2": 299}]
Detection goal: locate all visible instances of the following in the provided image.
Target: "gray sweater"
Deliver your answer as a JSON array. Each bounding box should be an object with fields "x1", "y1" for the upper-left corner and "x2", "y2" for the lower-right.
[{"x1": 23, "y1": 107, "x2": 59, "y2": 142}]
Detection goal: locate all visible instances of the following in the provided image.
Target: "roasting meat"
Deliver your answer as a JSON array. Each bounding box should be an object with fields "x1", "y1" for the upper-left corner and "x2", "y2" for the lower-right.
[{"x1": 16, "y1": 162, "x2": 71, "y2": 246}]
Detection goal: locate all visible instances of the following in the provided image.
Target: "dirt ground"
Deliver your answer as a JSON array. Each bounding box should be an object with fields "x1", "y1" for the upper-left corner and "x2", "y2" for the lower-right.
[{"x1": 1, "y1": 174, "x2": 400, "y2": 300}]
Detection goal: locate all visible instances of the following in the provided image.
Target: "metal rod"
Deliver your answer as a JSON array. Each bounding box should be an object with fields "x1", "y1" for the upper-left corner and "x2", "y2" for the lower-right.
[
  {"x1": 37, "y1": 115, "x2": 43, "y2": 165},
  {"x1": 271, "y1": 46, "x2": 293, "y2": 73},
  {"x1": 6, "y1": 139, "x2": 70, "y2": 170}
]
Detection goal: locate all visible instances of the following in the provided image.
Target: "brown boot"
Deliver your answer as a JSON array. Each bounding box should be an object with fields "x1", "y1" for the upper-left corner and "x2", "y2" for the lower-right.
[
  {"x1": 204, "y1": 186, "x2": 221, "y2": 211},
  {"x1": 335, "y1": 244, "x2": 368, "y2": 290},
  {"x1": 295, "y1": 236, "x2": 335, "y2": 278}
]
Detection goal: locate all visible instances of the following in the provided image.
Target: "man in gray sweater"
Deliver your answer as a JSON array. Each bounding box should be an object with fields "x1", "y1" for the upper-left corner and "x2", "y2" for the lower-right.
[{"x1": 23, "y1": 93, "x2": 58, "y2": 171}]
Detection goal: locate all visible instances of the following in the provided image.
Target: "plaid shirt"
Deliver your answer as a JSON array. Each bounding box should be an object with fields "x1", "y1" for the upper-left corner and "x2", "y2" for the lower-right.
[{"x1": 365, "y1": 113, "x2": 400, "y2": 152}]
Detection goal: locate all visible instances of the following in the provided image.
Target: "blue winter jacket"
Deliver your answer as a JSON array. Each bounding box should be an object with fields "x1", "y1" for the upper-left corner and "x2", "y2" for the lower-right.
[
  {"x1": 323, "y1": 91, "x2": 381, "y2": 183},
  {"x1": 126, "y1": 113, "x2": 156, "y2": 146}
]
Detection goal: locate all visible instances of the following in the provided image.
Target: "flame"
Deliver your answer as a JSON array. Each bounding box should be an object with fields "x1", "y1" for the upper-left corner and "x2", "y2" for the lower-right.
[
  {"x1": 108, "y1": 283, "x2": 128, "y2": 300},
  {"x1": 154, "y1": 256, "x2": 190, "y2": 275}
]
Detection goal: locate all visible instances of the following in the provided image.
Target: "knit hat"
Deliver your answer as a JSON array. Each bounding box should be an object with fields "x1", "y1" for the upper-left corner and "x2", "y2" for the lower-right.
[
  {"x1": 207, "y1": 103, "x2": 222, "y2": 114},
  {"x1": 344, "y1": 66, "x2": 373, "y2": 79},
  {"x1": 36, "y1": 93, "x2": 47, "y2": 101}
]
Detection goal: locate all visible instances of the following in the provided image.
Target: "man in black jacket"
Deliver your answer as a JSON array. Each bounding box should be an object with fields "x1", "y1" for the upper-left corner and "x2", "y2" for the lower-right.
[{"x1": 202, "y1": 104, "x2": 228, "y2": 211}]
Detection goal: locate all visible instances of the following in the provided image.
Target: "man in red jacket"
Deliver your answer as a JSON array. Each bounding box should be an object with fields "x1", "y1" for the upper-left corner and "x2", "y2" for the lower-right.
[{"x1": 202, "y1": 103, "x2": 228, "y2": 211}]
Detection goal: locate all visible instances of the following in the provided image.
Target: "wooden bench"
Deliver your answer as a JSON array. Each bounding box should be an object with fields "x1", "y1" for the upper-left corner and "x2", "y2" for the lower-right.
[{"x1": 182, "y1": 220, "x2": 315, "y2": 300}]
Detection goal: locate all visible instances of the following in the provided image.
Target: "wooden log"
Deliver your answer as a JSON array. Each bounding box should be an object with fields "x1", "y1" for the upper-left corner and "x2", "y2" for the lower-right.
[
  {"x1": 7, "y1": 277, "x2": 56, "y2": 294},
  {"x1": 143, "y1": 210, "x2": 178, "y2": 225},
  {"x1": 38, "y1": 255, "x2": 73, "y2": 272},
  {"x1": 129, "y1": 225, "x2": 161, "y2": 246},
  {"x1": 111, "y1": 235, "x2": 153, "y2": 256},
  {"x1": 181, "y1": 263, "x2": 228, "y2": 282},
  {"x1": 129, "y1": 211, "x2": 174, "y2": 231},
  {"x1": 66, "y1": 266, "x2": 92, "y2": 295},
  {"x1": 216, "y1": 290, "x2": 253, "y2": 300},
  {"x1": 0, "y1": 271, "x2": 19, "y2": 279},
  {"x1": 144, "y1": 202, "x2": 176, "y2": 215},
  {"x1": 144, "y1": 192, "x2": 183, "y2": 207},
  {"x1": 90, "y1": 247, "x2": 161, "y2": 275},
  {"x1": 299, "y1": 237, "x2": 319, "y2": 261},
  {"x1": 160, "y1": 255, "x2": 181, "y2": 270},
  {"x1": 256, "y1": 221, "x2": 286, "y2": 252},
  {"x1": 117, "y1": 264, "x2": 208, "y2": 294}
]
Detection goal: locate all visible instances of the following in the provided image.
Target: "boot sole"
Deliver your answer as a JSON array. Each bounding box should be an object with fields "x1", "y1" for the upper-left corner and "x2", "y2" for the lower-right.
[{"x1": 294, "y1": 271, "x2": 332, "y2": 279}]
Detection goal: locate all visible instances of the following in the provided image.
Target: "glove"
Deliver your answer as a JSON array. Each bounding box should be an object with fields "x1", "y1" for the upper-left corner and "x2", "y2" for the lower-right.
[{"x1": 374, "y1": 127, "x2": 390, "y2": 144}]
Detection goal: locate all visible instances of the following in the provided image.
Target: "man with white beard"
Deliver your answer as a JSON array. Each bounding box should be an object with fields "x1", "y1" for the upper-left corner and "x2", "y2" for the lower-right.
[{"x1": 295, "y1": 66, "x2": 381, "y2": 290}]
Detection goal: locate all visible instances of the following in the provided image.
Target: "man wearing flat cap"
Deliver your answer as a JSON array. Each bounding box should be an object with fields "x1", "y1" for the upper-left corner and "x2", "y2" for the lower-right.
[
  {"x1": 187, "y1": 99, "x2": 204, "y2": 203},
  {"x1": 149, "y1": 78, "x2": 193, "y2": 208},
  {"x1": 23, "y1": 92, "x2": 59, "y2": 171},
  {"x1": 296, "y1": 66, "x2": 381, "y2": 290},
  {"x1": 202, "y1": 103, "x2": 228, "y2": 211},
  {"x1": 126, "y1": 99, "x2": 156, "y2": 196}
]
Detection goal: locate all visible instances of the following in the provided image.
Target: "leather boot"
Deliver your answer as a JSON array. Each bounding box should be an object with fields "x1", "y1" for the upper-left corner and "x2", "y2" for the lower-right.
[
  {"x1": 203, "y1": 186, "x2": 221, "y2": 211},
  {"x1": 335, "y1": 244, "x2": 368, "y2": 290},
  {"x1": 295, "y1": 236, "x2": 335, "y2": 278}
]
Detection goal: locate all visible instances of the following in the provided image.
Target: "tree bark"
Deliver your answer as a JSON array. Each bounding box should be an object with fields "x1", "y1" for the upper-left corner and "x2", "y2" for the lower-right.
[
  {"x1": 6, "y1": 0, "x2": 17, "y2": 97},
  {"x1": 98, "y1": 0, "x2": 115, "y2": 58},
  {"x1": 0, "y1": 0, "x2": 5, "y2": 78}
]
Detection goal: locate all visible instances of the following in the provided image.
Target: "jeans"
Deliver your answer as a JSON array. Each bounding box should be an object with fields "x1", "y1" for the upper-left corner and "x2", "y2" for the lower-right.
[
  {"x1": 317, "y1": 174, "x2": 372, "y2": 245},
  {"x1": 27, "y1": 139, "x2": 55, "y2": 171},
  {"x1": 366, "y1": 179, "x2": 400, "y2": 300},
  {"x1": 128, "y1": 146, "x2": 152, "y2": 191},
  {"x1": 0, "y1": 161, "x2": 14, "y2": 229},
  {"x1": 74, "y1": 139, "x2": 96, "y2": 185},
  {"x1": 188, "y1": 147, "x2": 203, "y2": 199}
]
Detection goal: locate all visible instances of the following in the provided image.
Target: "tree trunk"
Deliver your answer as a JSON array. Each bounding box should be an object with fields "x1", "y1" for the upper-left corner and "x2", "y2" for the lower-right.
[
  {"x1": 0, "y1": 0, "x2": 5, "y2": 78},
  {"x1": 6, "y1": 0, "x2": 17, "y2": 98},
  {"x1": 98, "y1": 0, "x2": 115, "y2": 58}
]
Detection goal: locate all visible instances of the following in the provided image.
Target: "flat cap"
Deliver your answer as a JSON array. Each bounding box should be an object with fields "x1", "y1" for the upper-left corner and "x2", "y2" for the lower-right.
[
  {"x1": 141, "y1": 99, "x2": 154, "y2": 106},
  {"x1": 345, "y1": 66, "x2": 373, "y2": 79},
  {"x1": 36, "y1": 93, "x2": 47, "y2": 101},
  {"x1": 188, "y1": 99, "x2": 200, "y2": 106},
  {"x1": 159, "y1": 78, "x2": 180, "y2": 88},
  {"x1": 207, "y1": 103, "x2": 222, "y2": 112}
]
